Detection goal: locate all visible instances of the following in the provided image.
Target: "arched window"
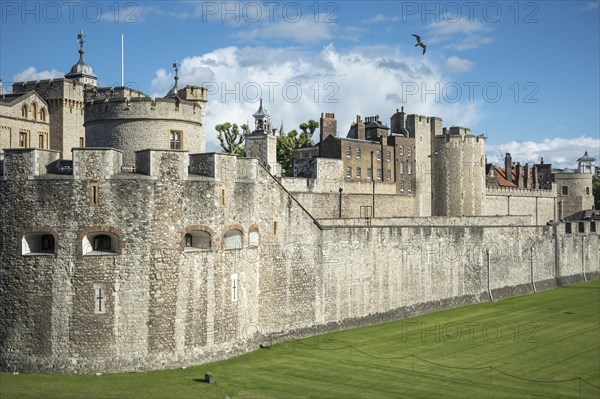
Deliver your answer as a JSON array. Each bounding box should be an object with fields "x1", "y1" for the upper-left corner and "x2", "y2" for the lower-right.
[
  {"x1": 399, "y1": 146, "x2": 404, "y2": 156},
  {"x1": 408, "y1": 181, "x2": 412, "y2": 192},
  {"x1": 249, "y1": 227, "x2": 259, "y2": 247},
  {"x1": 21, "y1": 105, "x2": 28, "y2": 118},
  {"x1": 82, "y1": 232, "x2": 119, "y2": 255},
  {"x1": 184, "y1": 230, "x2": 211, "y2": 251},
  {"x1": 40, "y1": 108, "x2": 47, "y2": 121},
  {"x1": 400, "y1": 181, "x2": 404, "y2": 192},
  {"x1": 408, "y1": 162, "x2": 412, "y2": 175},
  {"x1": 22, "y1": 232, "x2": 56, "y2": 255},
  {"x1": 224, "y1": 229, "x2": 242, "y2": 250},
  {"x1": 407, "y1": 146, "x2": 412, "y2": 156},
  {"x1": 32, "y1": 102, "x2": 38, "y2": 120}
]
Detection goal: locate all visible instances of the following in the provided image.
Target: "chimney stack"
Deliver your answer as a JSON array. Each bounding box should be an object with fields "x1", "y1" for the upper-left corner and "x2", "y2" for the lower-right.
[
  {"x1": 515, "y1": 162, "x2": 521, "y2": 188},
  {"x1": 319, "y1": 112, "x2": 337, "y2": 143},
  {"x1": 356, "y1": 115, "x2": 365, "y2": 141},
  {"x1": 504, "y1": 153, "x2": 512, "y2": 184}
]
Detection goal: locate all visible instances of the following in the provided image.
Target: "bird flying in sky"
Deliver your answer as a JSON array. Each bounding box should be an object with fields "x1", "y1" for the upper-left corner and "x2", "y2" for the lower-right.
[{"x1": 412, "y1": 34, "x2": 426, "y2": 55}]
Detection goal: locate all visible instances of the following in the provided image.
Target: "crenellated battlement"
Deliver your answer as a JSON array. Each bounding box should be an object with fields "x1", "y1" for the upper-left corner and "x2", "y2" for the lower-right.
[
  {"x1": 0, "y1": 148, "x2": 261, "y2": 184},
  {"x1": 486, "y1": 185, "x2": 556, "y2": 198},
  {"x1": 12, "y1": 78, "x2": 86, "y2": 101},
  {"x1": 85, "y1": 96, "x2": 204, "y2": 125}
]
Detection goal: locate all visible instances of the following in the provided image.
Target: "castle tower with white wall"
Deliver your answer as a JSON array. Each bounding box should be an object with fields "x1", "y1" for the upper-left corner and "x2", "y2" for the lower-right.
[
  {"x1": 405, "y1": 114, "x2": 442, "y2": 216},
  {"x1": 432, "y1": 127, "x2": 486, "y2": 217}
]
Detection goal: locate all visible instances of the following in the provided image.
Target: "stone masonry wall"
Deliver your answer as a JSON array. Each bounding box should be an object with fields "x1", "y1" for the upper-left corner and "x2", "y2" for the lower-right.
[{"x1": 0, "y1": 149, "x2": 597, "y2": 374}]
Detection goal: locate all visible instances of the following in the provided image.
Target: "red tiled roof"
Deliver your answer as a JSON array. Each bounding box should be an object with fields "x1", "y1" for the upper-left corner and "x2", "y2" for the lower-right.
[{"x1": 494, "y1": 167, "x2": 517, "y2": 187}]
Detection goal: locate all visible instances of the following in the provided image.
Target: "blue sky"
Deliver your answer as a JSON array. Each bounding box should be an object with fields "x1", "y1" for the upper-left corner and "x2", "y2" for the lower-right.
[{"x1": 1, "y1": 0, "x2": 598, "y2": 167}]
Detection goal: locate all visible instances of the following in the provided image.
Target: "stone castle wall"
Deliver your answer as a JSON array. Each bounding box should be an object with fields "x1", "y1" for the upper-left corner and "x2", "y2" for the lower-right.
[
  {"x1": 0, "y1": 148, "x2": 597, "y2": 374},
  {"x1": 484, "y1": 186, "x2": 557, "y2": 224}
]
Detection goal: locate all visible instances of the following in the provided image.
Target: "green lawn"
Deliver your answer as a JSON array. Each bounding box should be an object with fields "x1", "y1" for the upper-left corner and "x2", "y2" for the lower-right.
[{"x1": 1, "y1": 280, "x2": 599, "y2": 399}]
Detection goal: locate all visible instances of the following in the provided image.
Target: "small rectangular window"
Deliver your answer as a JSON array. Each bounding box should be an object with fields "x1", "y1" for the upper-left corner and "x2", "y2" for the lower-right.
[
  {"x1": 356, "y1": 167, "x2": 362, "y2": 179},
  {"x1": 578, "y1": 222, "x2": 585, "y2": 234},
  {"x1": 400, "y1": 163, "x2": 404, "y2": 174},
  {"x1": 387, "y1": 151, "x2": 391, "y2": 161},
  {"x1": 591, "y1": 222, "x2": 597, "y2": 234},
  {"x1": 408, "y1": 181, "x2": 412, "y2": 192},
  {"x1": 408, "y1": 162, "x2": 412, "y2": 175},
  {"x1": 80, "y1": 137, "x2": 85, "y2": 147},
  {"x1": 565, "y1": 222, "x2": 572, "y2": 234},
  {"x1": 170, "y1": 130, "x2": 182, "y2": 149},
  {"x1": 38, "y1": 134, "x2": 44, "y2": 149},
  {"x1": 377, "y1": 169, "x2": 382, "y2": 180},
  {"x1": 346, "y1": 146, "x2": 351, "y2": 158},
  {"x1": 586, "y1": 187, "x2": 590, "y2": 195},
  {"x1": 376, "y1": 150, "x2": 381, "y2": 160},
  {"x1": 561, "y1": 185, "x2": 568, "y2": 196},
  {"x1": 367, "y1": 168, "x2": 372, "y2": 179},
  {"x1": 407, "y1": 147, "x2": 412, "y2": 157},
  {"x1": 346, "y1": 166, "x2": 351, "y2": 178},
  {"x1": 399, "y1": 146, "x2": 404, "y2": 156},
  {"x1": 89, "y1": 182, "x2": 99, "y2": 206},
  {"x1": 19, "y1": 131, "x2": 28, "y2": 147},
  {"x1": 356, "y1": 147, "x2": 361, "y2": 158},
  {"x1": 273, "y1": 221, "x2": 277, "y2": 236},
  {"x1": 386, "y1": 169, "x2": 391, "y2": 180}
]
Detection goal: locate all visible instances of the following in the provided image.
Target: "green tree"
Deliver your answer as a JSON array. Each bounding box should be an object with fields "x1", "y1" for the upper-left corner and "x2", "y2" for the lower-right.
[
  {"x1": 216, "y1": 122, "x2": 249, "y2": 157},
  {"x1": 299, "y1": 119, "x2": 319, "y2": 137},
  {"x1": 277, "y1": 121, "x2": 318, "y2": 174},
  {"x1": 593, "y1": 175, "x2": 600, "y2": 209}
]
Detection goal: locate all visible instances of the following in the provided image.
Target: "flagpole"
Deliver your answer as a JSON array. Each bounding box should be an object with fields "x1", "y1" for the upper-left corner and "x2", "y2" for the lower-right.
[{"x1": 121, "y1": 33, "x2": 124, "y2": 87}]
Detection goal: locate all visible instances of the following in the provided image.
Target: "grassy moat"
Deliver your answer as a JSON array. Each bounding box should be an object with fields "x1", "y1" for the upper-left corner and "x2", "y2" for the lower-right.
[{"x1": 1, "y1": 280, "x2": 599, "y2": 398}]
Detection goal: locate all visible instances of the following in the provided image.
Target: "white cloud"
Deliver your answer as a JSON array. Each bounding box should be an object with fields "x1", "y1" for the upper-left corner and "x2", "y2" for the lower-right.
[
  {"x1": 150, "y1": 44, "x2": 484, "y2": 153},
  {"x1": 362, "y1": 14, "x2": 403, "y2": 24},
  {"x1": 580, "y1": 2, "x2": 599, "y2": 11},
  {"x1": 426, "y1": 19, "x2": 494, "y2": 51},
  {"x1": 233, "y1": 15, "x2": 334, "y2": 43},
  {"x1": 444, "y1": 56, "x2": 474, "y2": 73},
  {"x1": 12, "y1": 67, "x2": 64, "y2": 83},
  {"x1": 486, "y1": 136, "x2": 600, "y2": 169}
]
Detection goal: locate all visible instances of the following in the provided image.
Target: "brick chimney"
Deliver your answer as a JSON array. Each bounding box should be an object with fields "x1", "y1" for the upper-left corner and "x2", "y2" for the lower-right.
[
  {"x1": 504, "y1": 153, "x2": 512, "y2": 184},
  {"x1": 356, "y1": 115, "x2": 365, "y2": 141},
  {"x1": 319, "y1": 112, "x2": 337, "y2": 143}
]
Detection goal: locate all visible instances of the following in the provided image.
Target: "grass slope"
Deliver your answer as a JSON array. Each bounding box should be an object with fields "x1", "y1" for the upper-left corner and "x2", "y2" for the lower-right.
[{"x1": 1, "y1": 280, "x2": 599, "y2": 399}]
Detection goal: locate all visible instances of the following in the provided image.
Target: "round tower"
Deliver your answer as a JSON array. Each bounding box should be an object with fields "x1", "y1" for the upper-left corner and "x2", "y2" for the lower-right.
[
  {"x1": 432, "y1": 127, "x2": 486, "y2": 217},
  {"x1": 84, "y1": 84, "x2": 207, "y2": 168}
]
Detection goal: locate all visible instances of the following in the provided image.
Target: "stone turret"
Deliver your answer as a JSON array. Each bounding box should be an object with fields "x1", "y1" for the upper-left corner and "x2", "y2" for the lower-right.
[
  {"x1": 245, "y1": 99, "x2": 281, "y2": 177},
  {"x1": 432, "y1": 126, "x2": 486, "y2": 216}
]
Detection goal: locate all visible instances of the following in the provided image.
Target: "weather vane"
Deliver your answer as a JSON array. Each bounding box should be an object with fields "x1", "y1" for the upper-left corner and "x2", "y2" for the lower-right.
[{"x1": 77, "y1": 30, "x2": 85, "y2": 48}]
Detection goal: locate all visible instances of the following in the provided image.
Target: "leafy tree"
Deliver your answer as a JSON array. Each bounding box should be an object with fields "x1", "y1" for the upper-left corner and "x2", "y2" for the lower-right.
[
  {"x1": 299, "y1": 119, "x2": 319, "y2": 138},
  {"x1": 593, "y1": 175, "x2": 600, "y2": 210},
  {"x1": 277, "y1": 121, "x2": 318, "y2": 174},
  {"x1": 216, "y1": 122, "x2": 249, "y2": 157}
]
